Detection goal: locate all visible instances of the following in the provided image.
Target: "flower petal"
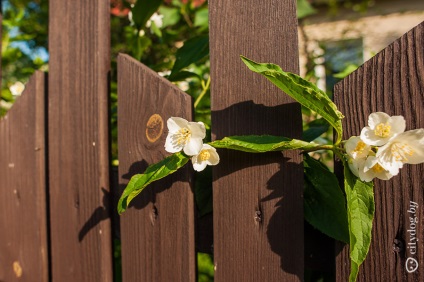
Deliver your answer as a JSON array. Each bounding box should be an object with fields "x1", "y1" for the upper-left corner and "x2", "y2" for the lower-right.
[
  {"x1": 204, "y1": 145, "x2": 220, "y2": 165},
  {"x1": 345, "y1": 136, "x2": 371, "y2": 159},
  {"x1": 184, "y1": 137, "x2": 203, "y2": 156},
  {"x1": 360, "y1": 112, "x2": 406, "y2": 146},
  {"x1": 165, "y1": 134, "x2": 183, "y2": 153},
  {"x1": 167, "y1": 117, "x2": 188, "y2": 133},
  {"x1": 389, "y1": 116, "x2": 406, "y2": 136},
  {"x1": 192, "y1": 159, "x2": 208, "y2": 172},
  {"x1": 188, "y1": 121, "x2": 206, "y2": 139},
  {"x1": 377, "y1": 129, "x2": 424, "y2": 167}
]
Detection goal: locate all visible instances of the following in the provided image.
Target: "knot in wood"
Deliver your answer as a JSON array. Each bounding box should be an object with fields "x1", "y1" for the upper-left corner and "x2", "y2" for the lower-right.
[
  {"x1": 393, "y1": 238, "x2": 404, "y2": 253},
  {"x1": 146, "y1": 114, "x2": 164, "y2": 143},
  {"x1": 254, "y1": 210, "x2": 262, "y2": 223},
  {"x1": 150, "y1": 206, "x2": 158, "y2": 225}
]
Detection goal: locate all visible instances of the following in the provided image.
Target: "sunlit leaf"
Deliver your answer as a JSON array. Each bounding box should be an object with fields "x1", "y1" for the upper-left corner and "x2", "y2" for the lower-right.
[
  {"x1": 117, "y1": 152, "x2": 190, "y2": 214},
  {"x1": 209, "y1": 135, "x2": 317, "y2": 153},
  {"x1": 241, "y1": 56, "x2": 344, "y2": 144},
  {"x1": 343, "y1": 163, "x2": 375, "y2": 282}
]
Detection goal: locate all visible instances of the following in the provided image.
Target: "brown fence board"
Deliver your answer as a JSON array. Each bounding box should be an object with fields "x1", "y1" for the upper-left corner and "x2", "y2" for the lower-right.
[
  {"x1": 209, "y1": 0, "x2": 304, "y2": 281},
  {"x1": 117, "y1": 54, "x2": 196, "y2": 282},
  {"x1": 334, "y1": 22, "x2": 424, "y2": 281},
  {"x1": 48, "y1": 1, "x2": 112, "y2": 281},
  {"x1": 0, "y1": 72, "x2": 48, "y2": 282}
]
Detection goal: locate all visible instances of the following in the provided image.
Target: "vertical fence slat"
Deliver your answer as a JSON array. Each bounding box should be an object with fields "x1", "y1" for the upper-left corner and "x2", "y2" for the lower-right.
[
  {"x1": 0, "y1": 72, "x2": 48, "y2": 281},
  {"x1": 48, "y1": 1, "x2": 112, "y2": 281},
  {"x1": 117, "y1": 54, "x2": 196, "y2": 282},
  {"x1": 334, "y1": 22, "x2": 424, "y2": 281},
  {"x1": 209, "y1": 1, "x2": 304, "y2": 281}
]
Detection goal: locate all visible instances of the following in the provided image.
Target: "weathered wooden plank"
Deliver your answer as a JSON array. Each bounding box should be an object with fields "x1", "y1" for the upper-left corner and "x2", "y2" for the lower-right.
[
  {"x1": 334, "y1": 22, "x2": 424, "y2": 281},
  {"x1": 0, "y1": 72, "x2": 48, "y2": 282},
  {"x1": 209, "y1": 1, "x2": 304, "y2": 281},
  {"x1": 117, "y1": 54, "x2": 196, "y2": 282},
  {"x1": 48, "y1": 1, "x2": 112, "y2": 281}
]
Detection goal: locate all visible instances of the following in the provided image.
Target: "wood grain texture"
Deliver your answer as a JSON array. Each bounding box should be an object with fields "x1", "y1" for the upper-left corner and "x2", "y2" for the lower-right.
[
  {"x1": 209, "y1": 1, "x2": 304, "y2": 281},
  {"x1": 48, "y1": 1, "x2": 112, "y2": 281},
  {"x1": 0, "y1": 72, "x2": 48, "y2": 282},
  {"x1": 117, "y1": 54, "x2": 196, "y2": 282},
  {"x1": 334, "y1": 22, "x2": 424, "y2": 281}
]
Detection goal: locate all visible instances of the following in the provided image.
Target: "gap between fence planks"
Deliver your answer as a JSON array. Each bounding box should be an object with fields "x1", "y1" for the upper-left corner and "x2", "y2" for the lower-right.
[
  {"x1": 0, "y1": 72, "x2": 48, "y2": 282},
  {"x1": 209, "y1": 0, "x2": 304, "y2": 281},
  {"x1": 117, "y1": 54, "x2": 196, "y2": 282},
  {"x1": 48, "y1": 1, "x2": 113, "y2": 281},
  {"x1": 334, "y1": 22, "x2": 424, "y2": 282}
]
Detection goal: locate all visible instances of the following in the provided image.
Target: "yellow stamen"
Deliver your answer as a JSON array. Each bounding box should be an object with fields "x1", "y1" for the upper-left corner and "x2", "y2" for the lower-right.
[
  {"x1": 352, "y1": 141, "x2": 367, "y2": 158},
  {"x1": 198, "y1": 150, "x2": 210, "y2": 161},
  {"x1": 391, "y1": 143, "x2": 414, "y2": 162},
  {"x1": 374, "y1": 123, "x2": 391, "y2": 138},
  {"x1": 371, "y1": 163, "x2": 384, "y2": 173},
  {"x1": 176, "y1": 128, "x2": 191, "y2": 145}
]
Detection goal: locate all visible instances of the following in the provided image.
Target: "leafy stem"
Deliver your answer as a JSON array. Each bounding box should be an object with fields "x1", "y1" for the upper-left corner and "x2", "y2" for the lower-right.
[{"x1": 194, "y1": 76, "x2": 210, "y2": 108}]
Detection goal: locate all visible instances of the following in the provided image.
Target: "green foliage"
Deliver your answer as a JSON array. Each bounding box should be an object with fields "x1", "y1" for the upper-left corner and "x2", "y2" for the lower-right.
[
  {"x1": 197, "y1": 253, "x2": 214, "y2": 282},
  {"x1": 240, "y1": 56, "x2": 345, "y2": 144},
  {"x1": 132, "y1": 0, "x2": 164, "y2": 29},
  {"x1": 304, "y1": 154, "x2": 349, "y2": 243},
  {"x1": 302, "y1": 118, "x2": 330, "y2": 142},
  {"x1": 297, "y1": 0, "x2": 317, "y2": 19},
  {"x1": 169, "y1": 35, "x2": 209, "y2": 79},
  {"x1": 1, "y1": 0, "x2": 48, "y2": 116},
  {"x1": 343, "y1": 162, "x2": 375, "y2": 282},
  {"x1": 117, "y1": 152, "x2": 190, "y2": 214},
  {"x1": 209, "y1": 135, "x2": 318, "y2": 153}
]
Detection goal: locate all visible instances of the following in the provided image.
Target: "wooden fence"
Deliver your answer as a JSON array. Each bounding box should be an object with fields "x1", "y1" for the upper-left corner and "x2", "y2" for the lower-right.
[{"x1": 0, "y1": 0, "x2": 422, "y2": 281}]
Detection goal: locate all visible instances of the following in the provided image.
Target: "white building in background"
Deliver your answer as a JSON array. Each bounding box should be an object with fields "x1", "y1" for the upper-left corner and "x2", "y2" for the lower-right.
[{"x1": 298, "y1": 0, "x2": 424, "y2": 92}]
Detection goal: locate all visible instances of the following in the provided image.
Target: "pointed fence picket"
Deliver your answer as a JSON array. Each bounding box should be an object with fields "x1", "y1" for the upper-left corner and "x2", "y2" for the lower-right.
[{"x1": 334, "y1": 21, "x2": 424, "y2": 282}]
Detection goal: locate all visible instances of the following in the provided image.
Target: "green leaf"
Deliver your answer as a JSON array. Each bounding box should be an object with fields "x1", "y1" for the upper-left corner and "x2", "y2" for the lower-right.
[
  {"x1": 158, "y1": 6, "x2": 181, "y2": 27},
  {"x1": 117, "y1": 152, "x2": 190, "y2": 214},
  {"x1": 194, "y1": 8, "x2": 209, "y2": 29},
  {"x1": 131, "y1": 0, "x2": 163, "y2": 29},
  {"x1": 302, "y1": 118, "x2": 330, "y2": 142},
  {"x1": 297, "y1": 0, "x2": 317, "y2": 19},
  {"x1": 170, "y1": 35, "x2": 209, "y2": 79},
  {"x1": 150, "y1": 21, "x2": 162, "y2": 37},
  {"x1": 209, "y1": 135, "x2": 317, "y2": 153},
  {"x1": 240, "y1": 56, "x2": 344, "y2": 144},
  {"x1": 304, "y1": 154, "x2": 349, "y2": 243},
  {"x1": 333, "y1": 64, "x2": 359, "y2": 79},
  {"x1": 168, "y1": 70, "x2": 201, "y2": 82},
  {"x1": 343, "y1": 163, "x2": 375, "y2": 282}
]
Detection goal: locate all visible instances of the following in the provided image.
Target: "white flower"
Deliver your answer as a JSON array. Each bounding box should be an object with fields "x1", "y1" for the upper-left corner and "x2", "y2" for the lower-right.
[
  {"x1": 360, "y1": 112, "x2": 405, "y2": 146},
  {"x1": 158, "y1": 70, "x2": 171, "y2": 77},
  {"x1": 9, "y1": 81, "x2": 25, "y2": 96},
  {"x1": 345, "y1": 135, "x2": 394, "y2": 181},
  {"x1": 345, "y1": 136, "x2": 371, "y2": 160},
  {"x1": 191, "y1": 144, "x2": 220, "y2": 172},
  {"x1": 376, "y1": 129, "x2": 424, "y2": 175},
  {"x1": 146, "y1": 13, "x2": 163, "y2": 28},
  {"x1": 362, "y1": 156, "x2": 395, "y2": 181},
  {"x1": 177, "y1": 81, "x2": 189, "y2": 92},
  {"x1": 165, "y1": 117, "x2": 206, "y2": 156},
  {"x1": 348, "y1": 156, "x2": 395, "y2": 182}
]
